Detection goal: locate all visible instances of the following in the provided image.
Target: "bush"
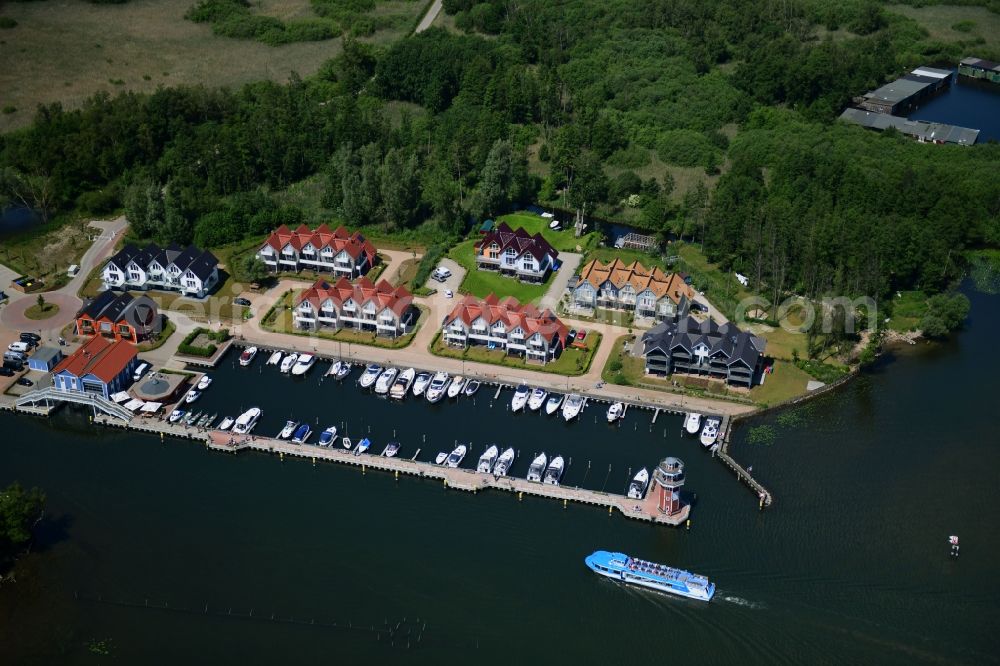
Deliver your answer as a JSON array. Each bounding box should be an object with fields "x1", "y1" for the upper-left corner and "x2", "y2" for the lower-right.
[
  {"x1": 411, "y1": 243, "x2": 446, "y2": 289},
  {"x1": 0, "y1": 17, "x2": 18, "y2": 29},
  {"x1": 656, "y1": 130, "x2": 719, "y2": 168},
  {"x1": 607, "y1": 144, "x2": 651, "y2": 169},
  {"x1": 2, "y1": 105, "x2": 16, "y2": 115},
  {"x1": 609, "y1": 171, "x2": 642, "y2": 204},
  {"x1": 178, "y1": 327, "x2": 230, "y2": 356},
  {"x1": 951, "y1": 20, "x2": 976, "y2": 33},
  {"x1": 76, "y1": 187, "x2": 120, "y2": 215}
]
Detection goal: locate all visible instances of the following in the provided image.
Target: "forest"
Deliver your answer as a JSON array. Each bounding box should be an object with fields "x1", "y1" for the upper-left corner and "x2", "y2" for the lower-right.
[{"x1": 1, "y1": 0, "x2": 998, "y2": 311}]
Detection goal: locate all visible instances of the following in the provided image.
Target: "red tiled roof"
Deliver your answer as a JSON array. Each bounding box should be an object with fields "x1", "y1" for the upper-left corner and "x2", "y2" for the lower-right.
[
  {"x1": 443, "y1": 294, "x2": 568, "y2": 345},
  {"x1": 262, "y1": 224, "x2": 376, "y2": 264},
  {"x1": 52, "y1": 336, "x2": 137, "y2": 383},
  {"x1": 295, "y1": 277, "x2": 414, "y2": 318}
]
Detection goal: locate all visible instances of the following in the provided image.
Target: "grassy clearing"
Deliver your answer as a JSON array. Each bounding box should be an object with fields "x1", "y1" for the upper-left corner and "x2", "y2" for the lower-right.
[
  {"x1": 887, "y1": 290, "x2": 928, "y2": 332},
  {"x1": 392, "y1": 257, "x2": 419, "y2": 287},
  {"x1": 23, "y1": 302, "x2": 60, "y2": 320},
  {"x1": 674, "y1": 242, "x2": 755, "y2": 319},
  {"x1": 429, "y1": 331, "x2": 602, "y2": 377},
  {"x1": 494, "y1": 212, "x2": 599, "y2": 253},
  {"x1": 447, "y1": 239, "x2": 550, "y2": 302},
  {"x1": 0, "y1": 218, "x2": 94, "y2": 287},
  {"x1": 745, "y1": 323, "x2": 809, "y2": 362},
  {"x1": 888, "y1": 4, "x2": 1000, "y2": 54},
  {"x1": 751, "y1": 361, "x2": 812, "y2": 407}
]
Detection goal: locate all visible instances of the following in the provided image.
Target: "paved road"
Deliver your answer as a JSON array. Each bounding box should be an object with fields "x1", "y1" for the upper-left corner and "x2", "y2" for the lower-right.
[
  {"x1": 539, "y1": 251, "x2": 581, "y2": 310},
  {"x1": 414, "y1": 0, "x2": 443, "y2": 33}
]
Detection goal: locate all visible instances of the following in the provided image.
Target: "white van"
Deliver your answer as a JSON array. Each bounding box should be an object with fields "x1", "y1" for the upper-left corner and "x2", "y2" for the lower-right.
[
  {"x1": 133, "y1": 362, "x2": 149, "y2": 382},
  {"x1": 7, "y1": 341, "x2": 30, "y2": 354},
  {"x1": 4, "y1": 351, "x2": 27, "y2": 364}
]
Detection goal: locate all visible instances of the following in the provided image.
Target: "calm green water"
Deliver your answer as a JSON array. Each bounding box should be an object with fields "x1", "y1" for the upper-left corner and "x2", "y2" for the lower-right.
[{"x1": 2, "y1": 289, "x2": 998, "y2": 664}]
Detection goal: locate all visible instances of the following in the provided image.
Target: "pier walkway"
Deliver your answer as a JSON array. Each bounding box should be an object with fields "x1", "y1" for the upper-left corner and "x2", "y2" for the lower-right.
[{"x1": 715, "y1": 415, "x2": 773, "y2": 507}]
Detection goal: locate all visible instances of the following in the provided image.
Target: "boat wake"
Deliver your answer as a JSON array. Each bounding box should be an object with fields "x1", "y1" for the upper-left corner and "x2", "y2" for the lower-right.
[{"x1": 720, "y1": 595, "x2": 766, "y2": 610}]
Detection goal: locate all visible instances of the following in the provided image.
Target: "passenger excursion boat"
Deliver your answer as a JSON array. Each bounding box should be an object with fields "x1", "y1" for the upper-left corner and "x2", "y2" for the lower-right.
[
  {"x1": 383, "y1": 442, "x2": 400, "y2": 457},
  {"x1": 358, "y1": 364, "x2": 382, "y2": 388},
  {"x1": 545, "y1": 393, "x2": 563, "y2": 415},
  {"x1": 266, "y1": 350, "x2": 283, "y2": 366},
  {"x1": 217, "y1": 415, "x2": 235, "y2": 431},
  {"x1": 197, "y1": 375, "x2": 213, "y2": 391},
  {"x1": 291, "y1": 423, "x2": 311, "y2": 443},
  {"x1": 445, "y1": 444, "x2": 467, "y2": 468},
  {"x1": 184, "y1": 389, "x2": 201, "y2": 404},
  {"x1": 627, "y1": 468, "x2": 650, "y2": 499},
  {"x1": 562, "y1": 394, "x2": 585, "y2": 421},
  {"x1": 477, "y1": 445, "x2": 499, "y2": 473},
  {"x1": 279, "y1": 420, "x2": 298, "y2": 439},
  {"x1": 291, "y1": 354, "x2": 316, "y2": 376},
  {"x1": 280, "y1": 352, "x2": 299, "y2": 374},
  {"x1": 584, "y1": 551, "x2": 716, "y2": 602},
  {"x1": 374, "y1": 367, "x2": 398, "y2": 395},
  {"x1": 543, "y1": 456, "x2": 565, "y2": 485},
  {"x1": 700, "y1": 418, "x2": 720, "y2": 448},
  {"x1": 239, "y1": 347, "x2": 257, "y2": 367},
  {"x1": 318, "y1": 426, "x2": 338, "y2": 446},
  {"x1": 510, "y1": 384, "x2": 530, "y2": 412},
  {"x1": 412, "y1": 372, "x2": 431, "y2": 397},
  {"x1": 607, "y1": 402, "x2": 624, "y2": 423},
  {"x1": 355, "y1": 437, "x2": 371, "y2": 455},
  {"x1": 232, "y1": 407, "x2": 261, "y2": 434},
  {"x1": 526, "y1": 453, "x2": 548, "y2": 482},
  {"x1": 425, "y1": 372, "x2": 450, "y2": 403},
  {"x1": 494, "y1": 447, "x2": 515, "y2": 476},
  {"x1": 527, "y1": 387, "x2": 548, "y2": 411},
  {"x1": 684, "y1": 413, "x2": 702, "y2": 435},
  {"x1": 464, "y1": 380, "x2": 480, "y2": 397},
  {"x1": 447, "y1": 375, "x2": 466, "y2": 399},
  {"x1": 390, "y1": 368, "x2": 415, "y2": 400}
]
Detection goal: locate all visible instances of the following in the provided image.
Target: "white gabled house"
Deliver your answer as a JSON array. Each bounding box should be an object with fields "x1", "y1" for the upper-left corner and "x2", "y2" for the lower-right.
[
  {"x1": 258, "y1": 223, "x2": 377, "y2": 277},
  {"x1": 294, "y1": 277, "x2": 416, "y2": 338},
  {"x1": 442, "y1": 293, "x2": 568, "y2": 365},
  {"x1": 102, "y1": 243, "x2": 219, "y2": 298}
]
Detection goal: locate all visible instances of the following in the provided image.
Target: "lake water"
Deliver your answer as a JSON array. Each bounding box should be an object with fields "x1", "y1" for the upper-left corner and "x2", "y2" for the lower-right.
[
  {"x1": 910, "y1": 72, "x2": 1000, "y2": 142},
  {"x1": 1, "y1": 287, "x2": 999, "y2": 664}
]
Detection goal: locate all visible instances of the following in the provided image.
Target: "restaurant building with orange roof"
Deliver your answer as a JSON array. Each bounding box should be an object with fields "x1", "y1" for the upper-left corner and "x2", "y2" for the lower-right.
[
  {"x1": 441, "y1": 293, "x2": 568, "y2": 365},
  {"x1": 570, "y1": 257, "x2": 694, "y2": 321},
  {"x1": 51, "y1": 336, "x2": 139, "y2": 400}
]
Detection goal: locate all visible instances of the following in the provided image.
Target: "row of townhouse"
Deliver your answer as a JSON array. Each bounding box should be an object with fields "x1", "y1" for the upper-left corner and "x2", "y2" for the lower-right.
[
  {"x1": 102, "y1": 243, "x2": 219, "y2": 298},
  {"x1": 641, "y1": 316, "x2": 767, "y2": 388},
  {"x1": 257, "y1": 224, "x2": 377, "y2": 278},
  {"x1": 474, "y1": 222, "x2": 559, "y2": 283},
  {"x1": 294, "y1": 277, "x2": 416, "y2": 338},
  {"x1": 442, "y1": 293, "x2": 568, "y2": 365},
  {"x1": 570, "y1": 258, "x2": 694, "y2": 321}
]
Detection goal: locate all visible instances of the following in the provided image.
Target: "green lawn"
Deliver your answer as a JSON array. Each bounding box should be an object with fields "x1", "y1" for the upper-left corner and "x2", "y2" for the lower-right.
[
  {"x1": 745, "y1": 323, "x2": 809, "y2": 362},
  {"x1": 751, "y1": 361, "x2": 812, "y2": 407},
  {"x1": 493, "y1": 212, "x2": 600, "y2": 253},
  {"x1": 430, "y1": 331, "x2": 602, "y2": 377},
  {"x1": 674, "y1": 242, "x2": 755, "y2": 319},
  {"x1": 23, "y1": 303, "x2": 60, "y2": 320},
  {"x1": 447, "y1": 239, "x2": 551, "y2": 303},
  {"x1": 887, "y1": 290, "x2": 927, "y2": 333}
]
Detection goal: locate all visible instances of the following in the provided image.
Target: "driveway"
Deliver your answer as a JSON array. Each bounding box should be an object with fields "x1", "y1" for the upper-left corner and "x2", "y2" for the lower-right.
[
  {"x1": 539, "y1": 251, "x2": 581, "y2": 311},
  {"x1": 414, "y1": 0, "x2": 442, "y2": 32}
]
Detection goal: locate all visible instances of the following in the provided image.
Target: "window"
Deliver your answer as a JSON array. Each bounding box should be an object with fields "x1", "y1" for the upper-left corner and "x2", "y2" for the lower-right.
[
  {"x1": 504, "y1": 248, "x2": 516, "y2": 265},
  {"x1": 100, "y1": 322, "x2": 112, "y2": 332},
  {"x1": 129, "y1": 271, "x2": 142, "y2": 282},
  {"x1": 186, "y1": 279, "x2": 196, "y2": 288},
  {"x1": 119, "y1": 325, "x2": 131, "y2": 335},
  {"x1": 488, "y1": 243, "x2": 499, "y2": 260}
]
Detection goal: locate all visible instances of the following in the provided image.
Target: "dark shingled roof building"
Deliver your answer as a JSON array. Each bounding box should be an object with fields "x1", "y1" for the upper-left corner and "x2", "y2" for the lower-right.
[{"x1": 641, "y1": 316, "x2": 767, "y2": 388}]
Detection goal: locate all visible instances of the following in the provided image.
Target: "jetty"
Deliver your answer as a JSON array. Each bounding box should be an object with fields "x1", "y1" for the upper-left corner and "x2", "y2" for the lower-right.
[{"x1": 715, "y1": 415, "x2": 773, "y2": 507}]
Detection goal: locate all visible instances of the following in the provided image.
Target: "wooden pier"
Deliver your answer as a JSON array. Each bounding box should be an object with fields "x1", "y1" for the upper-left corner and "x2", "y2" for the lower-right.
[{"x1": 715, "y1": 415, "x2": 773, "y2": 507}]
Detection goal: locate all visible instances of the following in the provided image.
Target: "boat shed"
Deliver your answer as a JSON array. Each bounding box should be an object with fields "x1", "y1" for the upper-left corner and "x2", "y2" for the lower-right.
[
  {"x1": 958, "y1": 57, "x2": 1000, "y2": 84},
  {"x1": 839, "y1": 108, "x2": 979, "y2": 146},
  {"x1": 857, "y1": 67, "x2": 952, "y2": 115},
  {"x1": 479, "y1": 219, "x2": 495, "y2": 234},
  {"x1": 27, "y1": 346, "x2": 64, "y2": 372}
]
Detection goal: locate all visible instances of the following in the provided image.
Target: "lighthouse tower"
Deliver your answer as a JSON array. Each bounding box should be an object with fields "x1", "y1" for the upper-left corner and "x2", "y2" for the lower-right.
[{"x1": 652, "y1": 457, "x2": 685, "y2": 516}]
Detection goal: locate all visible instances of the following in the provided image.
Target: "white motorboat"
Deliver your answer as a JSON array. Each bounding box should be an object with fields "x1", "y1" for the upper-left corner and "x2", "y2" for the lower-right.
[
  {"x1": 477, "y1": 445, "x2": 499, "y2": 474},
  {"x1": 279, "y1": 420, "x2": 298, "y2": 439},
  {"x1": 543, "y1": 456, "x2": 565, "y2": 485},
  {"x1": 342, "y1": 437, "x2": 353, "y2": 451},
  {"x1": 239, "y1": 346, "x2": 257, "y2": 367},
  {"x1": 526, "y1": 453, "x2": 548, "y2": 482},
  {"x1": 562, "y1": 394, "x2": 585, "y2": 421},
  {"x1": 544, "y1": 393, "x2": 563, "y2": 415},
  {"x1": 291, "y1": 423, "x2": 311, "y2": 444},
  {"x1": 318, "y1": 426, "x2": 338, "y2": 446},
  {"x1": 684, "y1": 413, "x2": 702, "y2": 435},
  {"x1": 184, "y1": 389, "x2": 201, "y2": 404},
  {"x1": 374, "y1": 367, "x2": 398, "y2": 395},
  {"x1": 627, "y1": 468, "x2": 650, "y2": 499},
  {"x1": 510, "y1": 384, "x2": 530, "y2": 412},
  {"x1": 326, "y1": 359, "x2": 342, "y2": 377},
  {"x1": 354, "y1": 438, "x2": 371, "y2": 455},
  {"x1": 231, "y1": 407, "x2": 261, "y2": 434},
  {"x1": 447, "y1": 376, "x2": 466, "y2": 399},
  {"x1": 426, "y1": 372, "x2": 450, "y2": 403},
  {"x1": 358, "y1": 363, "x2": 382, "y2": 388},
  {"x1": 168, "y1": 409, "x2": 185, "y2": 423},
  {"x1": 700, "y1": 418, "x2": 720, "y2": 448},
  {"x1": 494, "y1": 447, "x2": 515, "y2": 476},
  {"x1": 280, "y1": 352, "x2": 299, "y2": 373},
  {"x1": 445, "y1": 444, "x2": 467, "y2": 468},
  {"x1": 412, "y1": 372, "x2": 431, "y2": 397},
  {"x1": 383, "y1": 442, "x2": 400, "y2": 457},
  {"x1": 548, "y1": 219, "x2": 560, "y2": 230},
  {"x1": 390, "y1": 368, "x2": 415, "y2": 400},
  {"x1": 335, "y1": 361, "x2": 351, "y2": 380},
  {"x1": 291, "y1": 353, "x2": 316, "y2": 376},
  {"x1": 434, "y1": 452, "x2": 448, "y2": 465},
  {"x1": 185, "y1": 410, "x2": 201, "y2": 426},
  {"x1": 197, "y1": 375, "x2": 213, "y2": 391},
  {"x1": 217, "y1": 416, "x2": 235, "y2": 431},
  {"x1": 527, "y1": 387, "x2": 548, "y2": 411},
  {"x1": 607, "y1": 402, "x2": 624, "y2": 423},
  {"x1": 464, "y1": 380, "x2": 480, "y2": 397},
  {"x1": 266, "y1": 350, "x2": 283, "y2": 366}
]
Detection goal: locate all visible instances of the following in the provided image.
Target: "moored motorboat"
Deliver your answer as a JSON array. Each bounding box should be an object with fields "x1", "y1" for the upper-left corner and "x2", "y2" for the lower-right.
[
  {"x1": 239, "y1": 346, "x2": 258, "y2": 367},
  {"x1": 279, "y1": 420, "x2": 298, "y2": 439},
  {"x1": 184, "y1": 389, "x2": 201, "y2": 404},
  {"x1": 700, "y1": 418, "x2": 720, "y2": 447},
  {"x1": 627, "y1": 468, "x2": 650, "y2": 499},
  {"x1": 291, "y1": 423, "x2": 311, "y2": 443},
  {"x1": 199, "y1": 412, "x2": 216, "y2": 428},
  {"x1": 426, "y1": 372, "x2": 450, "y2": 403},
  {"x1": 390, "y1": 368, "x2": 415, "y2": 400},
  {"x1": 526, "y1": 453, "x2": 548, "y2": 482},
  {"x1": 527, "y1": 387, "x2": 548, "y2": 411},
  {"x1": 383, "y1": 441, "x2": 400, "y2": 457},
  {"x1": 266, "y1": 350, "x2": 283, "y2": 366},
  {"x1": 185, "y1": 410, "x2": 201, "y2": 425},
  {"x1": 412, "y1": 372, "x2": 431, "y2": 397},
  {"x1": 445, "y1": 444, "x2": 467, "y2": 468},
  {"x1": 291, "y1": 353, "x2": 316, "y2": 376},
  {"x1": 584, "y1": 551, "x2": 715, "y2": 602},
  {"x1": 684, "y1": 413, "x2": 702, "y2": 435},
  {"x1": 280, "y1": 352, "x2": 299, "y2": 373},
  {"x1": 326, "y1": 359, "x2": 342, "y2": 377},
  {"x1": 510, "y1": 384, "x2": 530, "y2": 412},
  {"x1": 434, "y1": 452, "x2": 448, "y2": 465},
  {"x1": 374, "y1": 367, "x2": 398, "y2": 395},
  {"x1": 197, "y1": 375, "x2": 213, "y2": 391},
  {"x1": 447, "y1": 376, "x2": 466, "y2": 399},
  {"x1": 342, "y1": 437, "x2": 353, "y2": 450},
  {"x1": 318, "y1": 426, "x2": 338, "y2": 446},
  {"x1": 477, "y1": 445, "x2": 499, "y2": 473},
  {"x1": 464, "y1": 380, "x2": 480, "y2": 397},
  {"x1": 217, "y1": 415, "x2": 235, "y2": 431},
  {"x1": 231, "y1": 407, "x2": 261, "y2": 434},
  {"x1": 543, "y1": 456, "x2": 565, "y2": 485},
  {"x1": 354, "y1": 437, "x2": 371, "y2": 455},
  {"x1": 607, "y1": 402, "x2": 624, "y2": 423},
  {"x1": 493, "y1": 447, "x2": 515, "y2": 476},
  {"x1": 358, "y1": 363, "x2": 382, "y2": 388},
  {"x1": 545, "y1": 393, "x2": 563, "y2": 415},
  {"x1": 562, "y1": 394, "x2": 585, "y2": 421},
  {"x1": 169, "y1": 409, "x2": 185, "y2": 423},
  {"x1": 335, "y1": 361, "x2": 352, "y2": 380}
]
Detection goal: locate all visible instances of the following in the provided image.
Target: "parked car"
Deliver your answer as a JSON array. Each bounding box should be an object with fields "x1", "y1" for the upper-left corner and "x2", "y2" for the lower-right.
[
  {"x1": 7, "y1": 341, "x2": 30, "y2": 353},
  {"x1": 444, "y1": 289, "x2": 453, "y2": 299},
  {"x1": 133, "y1": 362, "x2": 149, "y2": 382},
  {"x1": 566, "y1": 329, "x2": 577, "y2": 343},
  {"x1": 0, "y1": 367, "x2": 13, "y2": 377},
  {"x1": 16, "y1": 377, "x2": 33, "y2": 387},
  {"x1": 234, "y1": 297, "x2": 252, "y2": 306},
  {"x1": 19, "y1": 332, "x2": 41, "y2": 343},
  {"x1": 3, "y1": 359, "x2": 24, "y2": 372},
  {"x1": 432, "y1": 266, "x2": 452, "y2": 282},
  {"x1": 3, "y1": 351, "x2": 27, "y2": 365},
  {"x1": 576, "y1": 330, "x2": 588, "y2": 343}
]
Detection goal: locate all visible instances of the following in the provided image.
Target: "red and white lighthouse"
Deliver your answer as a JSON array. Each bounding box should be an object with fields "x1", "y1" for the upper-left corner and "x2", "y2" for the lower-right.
[{"x1": 652, "y1": 457, "x2": 685, "y2": 516}]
